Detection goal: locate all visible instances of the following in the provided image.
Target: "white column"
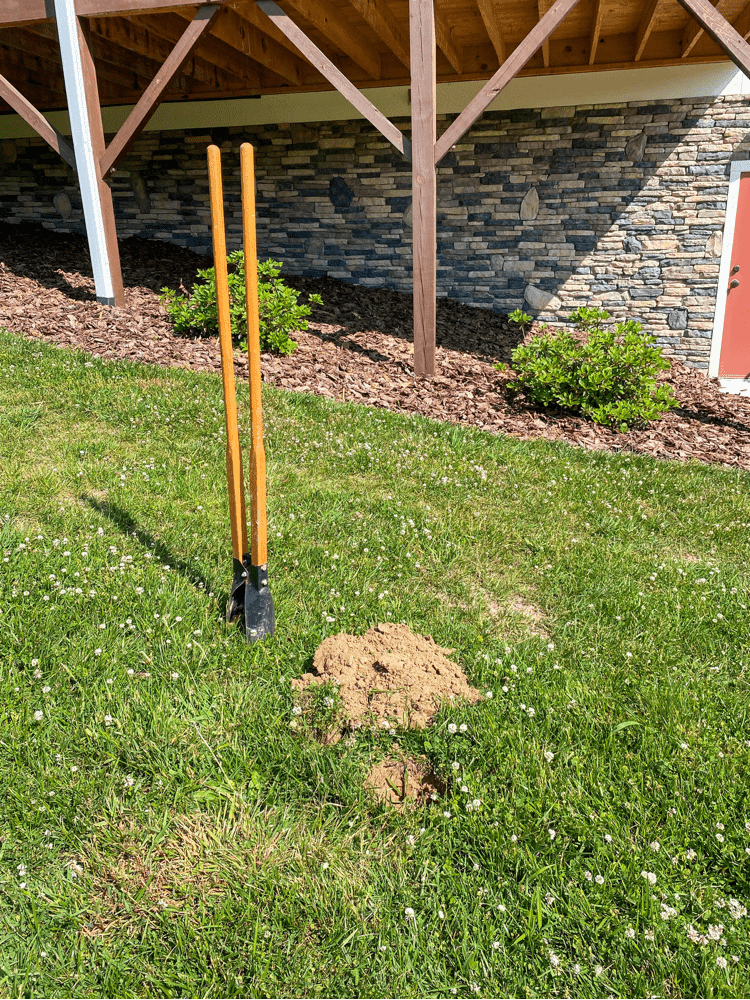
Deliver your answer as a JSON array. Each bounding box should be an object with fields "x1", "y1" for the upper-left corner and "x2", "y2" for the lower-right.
[{"x1": 54, "y1": 0, "x2": 116, "y2": 304}]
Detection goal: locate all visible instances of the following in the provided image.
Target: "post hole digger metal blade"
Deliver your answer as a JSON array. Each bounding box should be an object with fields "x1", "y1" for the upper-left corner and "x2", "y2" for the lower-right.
[{"x1": 208, "y1": 142, "x2": 275, "y2": 643}]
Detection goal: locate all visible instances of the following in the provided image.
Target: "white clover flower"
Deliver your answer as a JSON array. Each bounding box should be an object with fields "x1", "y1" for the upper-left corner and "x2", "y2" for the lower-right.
[
  {"x1": 443, "y1": 811, "x2": 451, "y2": 819},
  {"x1": 548, "y1": 828, "x2": 557, "y2": 840},
  {"x1": 644, "y1": 928, "x2": 655, "y2": 941},
  {"x1": 447, "y1": 723, "x2": 457, "y2": 734},
  {"x1": 404, "y1": 907, "x2": 415, "y2": 920},
  {"x1": 594, "y1": 965, "x2": 603, "y2": 976},
  {"x1": 492, "y1": 940, "x2": 500, "y2": 951},
  {"x1": 641, "y1": 871, "x2": 657, "y2": 885},
  {"x1": 717, "y1": 956, "x2": 728, "y2": 970},
  {"x1": 685, "y1": 848, "x2": 697, "y2": 860},
  {"x1": 459, "y1": 723, "x2": 467, "y2": 732},
  {"x1": 716, "y1": 833, "x2": 725, "y2": 843},
  {"x1": 595, "y1": 874, "x2": 604, "y2": 885},
  {"x1": 650, "y1": 841, "x2": 660, "y2": 852},
  {"x1": 33, "y1": 710, "x2": 44, "y2": 721},
  {"x1": 585, "y1": 871, "x2": 593, "y2": 881},
  {"x1": 451, "y1": 762, "x2": 460, "y2": 771},
  {"x1": 544, "y1": 750, "x2": 554, "y2": 763},
  {"x1": 625, "y1": 927, "x2": 635, "y2": 939}
]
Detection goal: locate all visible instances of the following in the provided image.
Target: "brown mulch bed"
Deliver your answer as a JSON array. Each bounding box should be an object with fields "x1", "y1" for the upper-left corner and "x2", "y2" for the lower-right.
[{"x1": 2, "y1": 222, "x2": 749, "y2": 471}]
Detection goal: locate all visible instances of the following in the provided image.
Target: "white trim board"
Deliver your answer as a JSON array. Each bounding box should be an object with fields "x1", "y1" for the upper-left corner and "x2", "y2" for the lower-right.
[
  {"x1": 0, "y1": 62, "x2": 747, "y2": 139},
  {"x1": 709, "y1": 159, "x2": 750, "y2": 380}
]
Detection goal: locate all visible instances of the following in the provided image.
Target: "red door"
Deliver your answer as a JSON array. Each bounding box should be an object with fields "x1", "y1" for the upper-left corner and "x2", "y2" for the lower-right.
[{"x1": 721, "y1": 171, "x2": 750, "y2": 377}]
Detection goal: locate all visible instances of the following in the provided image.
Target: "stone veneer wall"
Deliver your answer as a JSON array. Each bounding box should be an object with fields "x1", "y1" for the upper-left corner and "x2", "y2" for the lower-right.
[{"x1": 3, "y1": 93, "x2": 750, "y2": 370}]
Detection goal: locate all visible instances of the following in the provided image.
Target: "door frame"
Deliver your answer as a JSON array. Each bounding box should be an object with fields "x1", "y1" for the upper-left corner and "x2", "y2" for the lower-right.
[{"x1": 710, "y1": 158, "x2": 750, "y2": 388}]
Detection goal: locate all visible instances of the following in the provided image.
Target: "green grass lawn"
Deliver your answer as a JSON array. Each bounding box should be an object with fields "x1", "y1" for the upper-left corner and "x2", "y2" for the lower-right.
[{"x1": 1, "y1": 328, "x2": 749, "y2": 999}]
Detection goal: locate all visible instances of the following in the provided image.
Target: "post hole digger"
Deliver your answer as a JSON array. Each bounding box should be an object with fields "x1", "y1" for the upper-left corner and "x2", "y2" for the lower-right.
[{"x1": 208, "y1": 142, "x2": 275, "y2": 643}]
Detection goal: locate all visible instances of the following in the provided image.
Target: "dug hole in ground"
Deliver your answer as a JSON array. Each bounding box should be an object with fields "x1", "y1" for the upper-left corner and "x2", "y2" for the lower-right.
[{"x1": 294, "y1": 622, "x2": 483, "y2": 807}]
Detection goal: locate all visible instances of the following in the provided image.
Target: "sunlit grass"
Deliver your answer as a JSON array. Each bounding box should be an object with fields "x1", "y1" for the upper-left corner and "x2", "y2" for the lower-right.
[{"x1": 1, "y1": 328, "x2": 749, "y2": 999}]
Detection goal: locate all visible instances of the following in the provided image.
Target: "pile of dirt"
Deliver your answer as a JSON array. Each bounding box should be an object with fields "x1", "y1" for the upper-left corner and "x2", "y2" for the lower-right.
[
  {"x1": 365, "y1": 754, "x2": 446, "y2": 808},
  {"x1": 293, "y1": 622, "x2": 483, "y2": 731},
  {"x1": 2, "y1": 223, "x2": 750, "y2": 470}
]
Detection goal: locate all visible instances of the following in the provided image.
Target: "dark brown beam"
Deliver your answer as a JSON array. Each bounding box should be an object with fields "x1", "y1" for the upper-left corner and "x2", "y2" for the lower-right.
[
  {"x1": 733, "y1": 0, "x2": 750, "y2": 39},
  {"x1": 283, "y1": 0, "x2": 381, "y2": 79},
  {"x1": 589, "y1": 0, "x2": 604, "y2": 63},
  {"x1": 346, "y1": 0, "x2": 411, "y2": 69},
  {"x1": 674, "y1": 0, "x2": 750, "y2": 73},
  {"x1": 434, "y1": 6, "x2": 463, "y2": 72},
  {"x1": 635, "y1": 0, "x2": 661, "y2": 60},
  {"x1": 0, "y1": 1, "x2": 223, "y2": 28},
  {"x1": 476, "y1": 0, "x2": 506, "y2": 64},
  {"x1": 89, "y1": 12, "x2": 250, "y2": 89},
  {"x1": 539, "y1": 0, "x2": 552, "y2": 67},
  {"x1": 434, "y1": 0, "x2": 583, "y2": 165},
  {"x1": 76, "y1": 18, "x2": 125, "y2": 306},
  {"x1": 0, "y1": 73, "x2": 75, "y2": 166},
  {"x1": 100, "y1": 4, "x2": 220, "y2": 176},
  {"x1": 409, "y1": 0, "x2": 436, "y2": 378},
  {"x1": 256, "y1": 0, "x2": 410, "y2": 156},
  {"x1": 210, "y1": 7, "x2": 307, "y2": 85},
  {"x1": 681, "y1": 0, "x2": 732, "y2": 56},
  {"x1": 25, "y1": 22, "x2": 160, "y2": 93}
]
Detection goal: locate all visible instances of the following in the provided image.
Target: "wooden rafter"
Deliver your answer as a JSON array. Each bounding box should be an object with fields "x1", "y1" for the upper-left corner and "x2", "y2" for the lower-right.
[
  {"x1": 19, "y1": 23, "x2": 158, "y2": 94},
  {"x1": 345, "y1": 0, "x2": 410, "y2": 69},
  {"x1": 733, "y1": 0, "x2": 750, "y2": 39},
  {"x1": 209, "y1": 7, "x2": 307, "y2": 85},
  {"x1": 675, "y1": 0, "x2": 750, "y2": 73},
  {"x1": 282, "y1": 0, "x2": 381, "y2": 79},
  {"x1": 434, "y1": 0, "x2": 583, "y2": 164},
  {"x1": 475, "y1": 0, "x2": 506, "y2": 64},
  {"x1": 255, "y1": 0, "x2": 410, "y2": 154},
  {"x1": 634, "y1": 0, "x2": 661, "y2": 60},
  {"x1": 539, "y1": 0, "x2": 552, "y2": 67},
  {"x1": 88, "y1": 13, "x2": 251, "y2": 89},
  {"x1": 434, "y1": 6, "x2": 463, "y2": 72},
  {"x1": 589, "y1": 0, "x2": 605, "y2": 63},
  {"x1": 681, "y1": 0, "x2": 724, "y2": 57},
  {"x1": 100, "y1": 4, "x2": 220, "y2": 176}
]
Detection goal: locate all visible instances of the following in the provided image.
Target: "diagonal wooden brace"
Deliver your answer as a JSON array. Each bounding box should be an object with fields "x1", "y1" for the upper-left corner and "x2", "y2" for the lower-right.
[
  {"x1": 256, "y1": 0, "x2": 411, "y2": 159},
  {"x1": 674, "y1": 0, "x2": 750, "y2": 75},
  {"x1": 434, "y1": 0, "x2": 583, "y2": 165},
  {"x1": 0, "y1": 74, "x2": 76, "y2": 168},
  {"x1": 100, "y1": 3, "x2": 221, "y2": 177}
]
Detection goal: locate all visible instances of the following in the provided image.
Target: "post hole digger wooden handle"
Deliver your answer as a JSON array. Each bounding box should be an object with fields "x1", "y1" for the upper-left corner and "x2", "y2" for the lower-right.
[
  {"x1": 240, "y1": 142, "x2": 275, "y2": 643},
  {"x1": 207, "y1": 142, "x2": 275, "y2": 642},
  {"x1": 208, "y1": 144, "x2": 249, "y2": 626}
]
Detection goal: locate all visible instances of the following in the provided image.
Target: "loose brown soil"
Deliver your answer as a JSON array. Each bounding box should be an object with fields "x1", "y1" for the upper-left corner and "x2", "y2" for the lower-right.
[
  {"x1": 2, "y1": 223, "x2": 750, "y2": 470},
  {"x1": 293, "y1": 622, "x2": 483, "y2": 731},
  {"x1": 365, "y1": 754, "x2": 446, "y2": 808}
]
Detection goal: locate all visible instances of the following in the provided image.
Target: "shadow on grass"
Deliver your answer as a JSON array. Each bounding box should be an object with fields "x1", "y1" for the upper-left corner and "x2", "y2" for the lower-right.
[{"x1": 83, "y1": 494, "x2": 226, "y2": 618}]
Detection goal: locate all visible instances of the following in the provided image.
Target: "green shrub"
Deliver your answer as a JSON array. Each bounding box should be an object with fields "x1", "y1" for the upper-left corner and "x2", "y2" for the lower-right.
[
  {"x1": 160, "y1": 253, "x2": 322, "y2": 356},
  {"x1": 508, "y1": 307, "x2": 678, "y2": 432}
]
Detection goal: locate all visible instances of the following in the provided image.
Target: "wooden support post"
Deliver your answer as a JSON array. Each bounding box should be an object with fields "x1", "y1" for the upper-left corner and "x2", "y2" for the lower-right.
[
  {"x1": 54, "y1": 0, "x2": 124, "y2": 305},
  {"x1": 409, "y1": 0, "x2": 437, "y2": 378}
]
